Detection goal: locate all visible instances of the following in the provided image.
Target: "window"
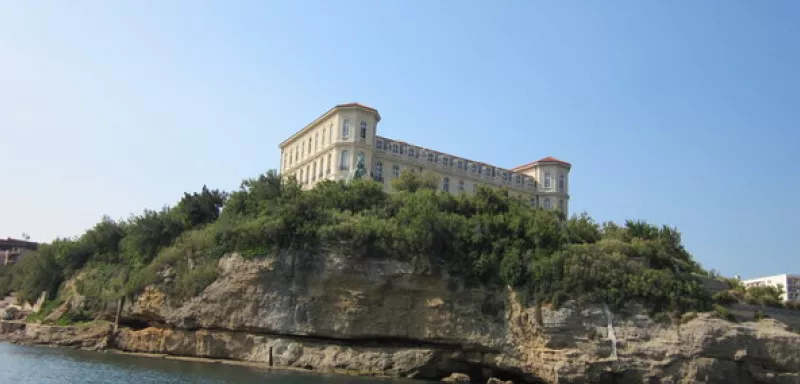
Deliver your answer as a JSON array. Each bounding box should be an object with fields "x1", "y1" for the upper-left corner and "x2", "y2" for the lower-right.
[
  {"x1": 559, "y1": 199, "x2": 564, "y2": 212},
  {"x1": 530, "y1": 197, "x2": 537, "y2": 208},
  {"x1": 301, "y1": 143, "x2": 304, "y2": 159},
  {"x1": 559, "y1": 174, "x2": 565, "y2": 192},
  {"x1": 443, "y1": 157, "x2": 449, "y2": 167},
  {"x1": 443, "y1": 177, "x2": 450, "y2": 192},
  {"x1": 458, "y1": 180, "x2": 465, "y2": 193},
  {"x1": 392, "y1": 143, "x2": 399, "y2": 154},
  {"x1": 427, "y1": 152, "x2": 434, "y2": 163},
  {"x1": 408, "y1": 148, "x2": 415, "y2": 157},
  {"x1": 377, "y1": 140, "x2": 383, "y2": 150},
  {"x1": 544, "y1": 197, "x2": 552, "y2": 209},
  {"x1": 342, "y1": 119, "x2": 351, "y2": 138},
  {"x1": 299, "y1": 169, "x2": 304, "y2": 184},
  {"x1": 329, "y1": 123, "x2": 333, "y2": 142},
  {"x1": 375, "y1": 161, "x2": 383, "y2": 180},
  {"x1": 315, "y1": 133, "x2": 318, "y2": 152},
  {"x1": 515, "y1": 175, "x2": 523, "y2": 185},
  {"x1": 360, "y1": 121, "x2": 367, "y2": 139},
  {"x1": 312, "y1": 162, "x2": 317, "y2": 181},
  {"x1": 392, "y1": 165, "x2": 400, "y2": 177},
  {"x1": 471, "y1": 163, "x2": 477, "y2": 173},
  {"x1": 322, "y1": 129, "x2": 326, "y2": 146},
  {"x1": 400, "y1": 145, "x2": 406, "y2": 155},
  {"x1": 477, "y1": 165, "x2": 482, "y2": 175},
  {"x1": 306, "y1": 165, "x2": 310, "y2": 183},
  {"x1": 545, "y1": 172, "x2": 553, "y2": 190},
  {"x1": 457, "y1": 160, "x2": 463, "y2": 170},
  {"x1": 319, "y1": 157, "x2": 325, "y2": 177},
  {"x1": 327, "y1": 153, "x2": 332, "y2": 174},
  {"x1": 339, "y1": 150, "x2": 350, "y2": 170},
  {"x1": 295, "y1": 146, "x2": 299, "y2": 162},
  {"x1": 527, "y1": 177, "x2": 535, "y2": 190}
]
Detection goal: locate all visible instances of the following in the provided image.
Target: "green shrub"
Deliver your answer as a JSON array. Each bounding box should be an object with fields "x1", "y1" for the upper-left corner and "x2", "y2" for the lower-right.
[
  {"x1": 713, "y1": 291, "x2": 738, "y2": 305},
  {"x1": 713, "y1": 304, "x2": 735, "y2": 322},
  {"x1": 2, "y1": 169, "x2": 719, "y2": 317}
]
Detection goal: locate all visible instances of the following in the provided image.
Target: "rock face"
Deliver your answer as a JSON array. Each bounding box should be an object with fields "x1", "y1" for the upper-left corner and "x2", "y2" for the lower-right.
[
  {"x1": 4, "y1": 251, "x2": 798, "y2": 383},
  {"x1": 0, "y1": 322, "x2": 112, "y2": 350}
]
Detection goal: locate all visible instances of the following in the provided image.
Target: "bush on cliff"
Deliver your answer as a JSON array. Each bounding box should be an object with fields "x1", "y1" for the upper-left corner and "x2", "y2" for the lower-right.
[{"x1": 5, "y1": 169, "x2": 715, "y2": 315}]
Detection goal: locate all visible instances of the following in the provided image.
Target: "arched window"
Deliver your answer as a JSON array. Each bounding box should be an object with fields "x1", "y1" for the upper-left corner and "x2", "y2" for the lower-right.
[
  {"x1": 360, "y1": 121, "x2": 367, "y2": 139},
  {"x1": 559, "y1": 174, "x2": 565, "y2": 192},
  {"x1": 342, "y1": 119, "x2": 351, "y2": 138},
  {"x1": 443, "y1": 177, "x2": 450, "y2": 192},
  {"x1": 392, "y1": 164, "x2": 400, "y2": 178}
]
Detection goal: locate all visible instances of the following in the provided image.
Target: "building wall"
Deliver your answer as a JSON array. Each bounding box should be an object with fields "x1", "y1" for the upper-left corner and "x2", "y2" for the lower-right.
[
  {"x1": 743, "y1": 274, "x2": 800, "y2": 302},
  {"x1": 279, "y1": 104, "x2": 571, "y2": 215}
]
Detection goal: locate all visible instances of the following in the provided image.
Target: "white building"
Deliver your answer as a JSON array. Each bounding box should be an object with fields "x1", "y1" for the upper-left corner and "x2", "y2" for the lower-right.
[
  {"x1": 278, "y1": 103, "x2": 571, "y2": 215},
  {"x1": 742, "y1": 274, "x2": 800, "y2": 302}
]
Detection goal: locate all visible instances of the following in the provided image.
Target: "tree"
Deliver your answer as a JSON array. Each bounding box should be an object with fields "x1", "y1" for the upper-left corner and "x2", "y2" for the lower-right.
[
  {"x1": 175, "y1": 185, "x2": 227, "y2": 228},
  {"x1": 390, "y1": 169, "x2": 439, "y2": 193},
  {"x1": 81, "y1": 215, "x2": 124, "y2": 261}
]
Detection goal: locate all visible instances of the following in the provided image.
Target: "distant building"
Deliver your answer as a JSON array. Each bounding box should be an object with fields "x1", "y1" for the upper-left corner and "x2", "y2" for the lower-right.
[
  {"x1": 742, "y1": 274, "x2": 800, "y2": 302},
  {"x1": 278, "y1": 103, "x2": 572, "y2": 215},
  {"x1": 0, "y1": 238, "x2": 38, "y2": 265}
]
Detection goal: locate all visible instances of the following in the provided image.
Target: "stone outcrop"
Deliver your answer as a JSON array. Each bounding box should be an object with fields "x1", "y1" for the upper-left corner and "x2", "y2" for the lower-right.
[
  {"x1": 0, "y1": 321, "x2": 112, "y2": 350},
  {"x1": 3, "y1": 251, "x2": 799, "y2": 383}
]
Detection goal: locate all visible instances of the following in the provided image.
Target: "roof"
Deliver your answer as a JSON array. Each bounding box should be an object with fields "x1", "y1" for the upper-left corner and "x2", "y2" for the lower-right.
[
  {"x1": 511, "y1": 156, "x2": 572, "y2": 171},
  {"x1": 335, "y1": 102, "x2": 379, "y2": 113},
  {"x1": 0, "y1": 238, "x2": 38, "y2": 251},
  {"x1": 279, "y1": 102, "x2": 381, "y2": 148}
]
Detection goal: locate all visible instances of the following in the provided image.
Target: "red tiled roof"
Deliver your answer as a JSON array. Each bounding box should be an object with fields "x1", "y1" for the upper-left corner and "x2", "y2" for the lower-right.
[
  {"x1": 536, "y1": 156, "x2": 571, "y2": 165},
  {"x1": 511, "y1": 156, "x2": 571, "y2": 171},
  {"x1": 335, "y1": 102, "x2": 378, "y2": 113}
]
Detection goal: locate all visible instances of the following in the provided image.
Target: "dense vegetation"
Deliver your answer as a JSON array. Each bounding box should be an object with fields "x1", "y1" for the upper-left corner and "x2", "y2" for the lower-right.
[{"x1": 2, "y1": 169, "x2": 775, "y2": 320}]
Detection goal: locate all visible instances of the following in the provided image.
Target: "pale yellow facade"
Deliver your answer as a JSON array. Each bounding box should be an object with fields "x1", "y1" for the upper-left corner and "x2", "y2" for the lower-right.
[{"x1": 278, "y1": 103, "x2": 571, "y2": 214}]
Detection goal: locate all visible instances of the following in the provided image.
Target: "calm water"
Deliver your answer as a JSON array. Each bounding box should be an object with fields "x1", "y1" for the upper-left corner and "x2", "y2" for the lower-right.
[{"x1": 0, "y1": 343, "x2": 419, "y2": 384}]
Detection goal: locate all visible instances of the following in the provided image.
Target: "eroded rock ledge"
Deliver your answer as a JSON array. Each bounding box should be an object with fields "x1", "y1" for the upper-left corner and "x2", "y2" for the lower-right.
[{"x1": 3, "y1": 253, "x2": 798, "y2": 384}]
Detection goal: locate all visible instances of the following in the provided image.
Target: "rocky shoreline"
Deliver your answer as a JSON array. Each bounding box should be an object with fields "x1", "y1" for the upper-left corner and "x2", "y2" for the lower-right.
[{"x1": 4, "y1": 253, "x2": 799, "y2": 384}]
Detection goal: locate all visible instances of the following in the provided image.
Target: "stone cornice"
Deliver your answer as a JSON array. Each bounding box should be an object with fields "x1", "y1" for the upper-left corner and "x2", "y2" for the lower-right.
[{"x1": 279, "y1": 104, "x2": 381, "y2": 149}]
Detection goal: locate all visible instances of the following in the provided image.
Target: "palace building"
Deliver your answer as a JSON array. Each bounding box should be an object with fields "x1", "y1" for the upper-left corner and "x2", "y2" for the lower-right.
[{"x1": 278, "y1": 103, "x2": 571, "y2": 214}]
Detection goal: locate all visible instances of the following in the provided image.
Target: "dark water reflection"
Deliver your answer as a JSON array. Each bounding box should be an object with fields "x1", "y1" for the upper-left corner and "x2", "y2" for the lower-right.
[{"x1": 0, "y1": 343, "x2": 421, "y2": 384}]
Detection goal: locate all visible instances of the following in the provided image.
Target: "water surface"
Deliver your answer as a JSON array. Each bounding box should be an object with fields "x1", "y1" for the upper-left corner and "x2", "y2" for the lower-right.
[{"x1": 0, "y1": 342, "x2": 418, "y2": 384}]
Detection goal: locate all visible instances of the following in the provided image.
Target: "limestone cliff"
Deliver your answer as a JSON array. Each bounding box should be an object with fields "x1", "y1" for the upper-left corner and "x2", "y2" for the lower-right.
[{"x1": 5, "y1": 251, "x2": 799, "y2": 383}]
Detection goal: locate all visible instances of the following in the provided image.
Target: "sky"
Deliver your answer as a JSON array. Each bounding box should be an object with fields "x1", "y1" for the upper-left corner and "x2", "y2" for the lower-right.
[{"x1": 1, "y1": 1, "x2": 798, "y2": 279}]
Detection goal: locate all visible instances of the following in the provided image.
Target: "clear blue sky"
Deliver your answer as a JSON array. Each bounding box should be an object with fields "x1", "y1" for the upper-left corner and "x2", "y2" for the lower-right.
[{"x1": 1, "y1": 1, "x2": 797, "y2": 279}]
